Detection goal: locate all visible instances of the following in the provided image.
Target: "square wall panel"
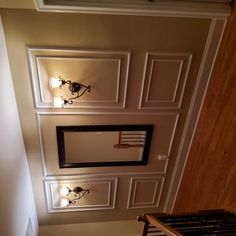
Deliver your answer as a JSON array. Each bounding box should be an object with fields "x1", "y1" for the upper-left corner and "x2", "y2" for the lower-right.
[
  {"x1": 139, "y1": 52, "x2": 192, "y2": 110},
  {"x1": 127, "y1": 176, "x2": 164, "y2": 209}
]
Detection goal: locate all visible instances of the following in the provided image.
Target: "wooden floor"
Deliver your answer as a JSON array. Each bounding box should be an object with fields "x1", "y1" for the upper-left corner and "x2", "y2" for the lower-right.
[{"x1": 174, "y1": 3, "x2": 236, "y2": 213}]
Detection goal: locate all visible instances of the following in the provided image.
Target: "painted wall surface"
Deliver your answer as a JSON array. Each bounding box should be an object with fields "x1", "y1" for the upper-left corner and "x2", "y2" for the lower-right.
[
  {"x1": 39, "y1": 220, "x2": 142, "y2": 236},
  {"x1": 0, "y1": 16, "x2": 38, "y2": 236},
  {"x1": 0, "y1": 0, "x2": 35, "y2": 9},
  {"x1": 0, "y1": 9, "x2": 211, "y2": 225}
]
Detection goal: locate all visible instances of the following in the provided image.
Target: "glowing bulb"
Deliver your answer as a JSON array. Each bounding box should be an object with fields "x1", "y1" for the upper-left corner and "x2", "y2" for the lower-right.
[
  {"x1": 60, "y1": 187, "x2": 69, "y2": 196},
  {"x1": 50, "y1": 77, "x2": 62, "y2": 88},
  {"x1": 60, "y1": 198, "x2": 69, "y2": 207},
  {"x1": 53, "y1": 97, "x2": 64, "y2": 108}
]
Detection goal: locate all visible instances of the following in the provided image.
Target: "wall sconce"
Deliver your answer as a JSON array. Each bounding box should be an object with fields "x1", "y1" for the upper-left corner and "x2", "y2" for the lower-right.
[
  {"x1": 60, "y1": 186, "x2": 90, "y2": 207},
  {"x1": 51, "y1": 76, "x2": 91, "y2": 108}
]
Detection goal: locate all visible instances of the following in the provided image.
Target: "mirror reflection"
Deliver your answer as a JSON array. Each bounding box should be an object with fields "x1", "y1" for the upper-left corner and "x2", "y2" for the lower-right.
[{"x1": 56, "y1": 125, "x2": 153, "y2": 168}]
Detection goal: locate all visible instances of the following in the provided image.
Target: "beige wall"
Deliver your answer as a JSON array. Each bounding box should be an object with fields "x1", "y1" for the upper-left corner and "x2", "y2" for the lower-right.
[
  {"x1": 0, "y1": 16, "x2": 38, "y2": 236},
  {"x1": 39, "y1": 220, "x2": 142, "y2": 236},
  {"x1": 0, "y1": 0, "x2": 35, "y2": 9},
  {"x1": 0, "y1": 9, "x2": 211, "y2": 225}
]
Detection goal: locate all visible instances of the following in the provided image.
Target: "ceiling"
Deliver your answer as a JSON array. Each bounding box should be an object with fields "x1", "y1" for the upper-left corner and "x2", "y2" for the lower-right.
[{"x1": 0, "y1": 0, "x2": 231, "y2": 227}]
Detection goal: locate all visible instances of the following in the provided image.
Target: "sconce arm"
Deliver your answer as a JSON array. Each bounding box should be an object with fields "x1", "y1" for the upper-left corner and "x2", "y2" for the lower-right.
[
  {"x1": 53, "y1": 76, "x2": 91, "y2": 107},
  {"x1": 66, "y1": 187, "x2": 90, "y2": 206},
  {"x1": 66, "y1": 84, "x2": 91, "y2": 105}
]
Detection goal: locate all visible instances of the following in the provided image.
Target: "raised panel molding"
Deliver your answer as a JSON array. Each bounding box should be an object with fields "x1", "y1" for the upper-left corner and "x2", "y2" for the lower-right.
[
  {"x1": 139, "y1": 52, "x2": 192, "y2": 110},
  {"x1": 127, "y1": 176, "x2": 164, "y2": 209},
  {"x1": 44, "y1": 177, "x2": 117, "y2": 212},
  {"x1": 36, "y1": 112, "x2": 177, "y2": 177},
  {"x1": 27, "y1": 47, "x2": 130, "y2": 109}
]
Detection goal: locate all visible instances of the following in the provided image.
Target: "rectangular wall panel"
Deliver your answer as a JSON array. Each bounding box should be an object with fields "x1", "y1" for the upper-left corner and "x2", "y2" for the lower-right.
[
  {"x1": 139, "y1": 52, "x2": 192, "y2": 109},
  {"x1": 127, "y1": 176, "x2": 165, "y2": 209},
  {"x1": 27, "y1": 47, "x2": 130, "y2": 109},
  {"x1": 44, "y1": 177, "x2": 117, "y2": 212}
]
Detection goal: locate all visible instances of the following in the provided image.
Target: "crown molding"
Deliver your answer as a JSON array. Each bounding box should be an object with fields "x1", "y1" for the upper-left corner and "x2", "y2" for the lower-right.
[{"x1": 33, "y1": 0, "x2": 231, "y2": 18}]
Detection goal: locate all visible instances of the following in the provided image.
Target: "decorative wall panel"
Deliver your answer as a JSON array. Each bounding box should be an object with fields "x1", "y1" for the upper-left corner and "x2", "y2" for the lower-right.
[
  {"x1": 36, "y1": 112, "x2": 178, "y2": 176},
  {"x1": 139, "y1": 52, "x2": 192, "y2": 110},
  {"x1": 27, "y1": 47, "x2": 130, "y2": 109},
  {"x1": 2, "y1": 6, "x2": 229, "y2": 224},
  {"x1": 127, "y1": 176, "x2": 164, "y2": 209},
  {"x1": 44, "y1": 177, "x2": 117, "y2": 212},
  {"x1": 34, "y1": 0, "x2": 231, "y2": 18}
]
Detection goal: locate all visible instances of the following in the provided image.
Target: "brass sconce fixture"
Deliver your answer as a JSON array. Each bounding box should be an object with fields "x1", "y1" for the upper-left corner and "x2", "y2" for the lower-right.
[
  {"x1": 50, "y1": 76, "x2": 91, "y2": 108},
  {"x1": 60, "y1": 186, "x2": 90, "y2": 206}
]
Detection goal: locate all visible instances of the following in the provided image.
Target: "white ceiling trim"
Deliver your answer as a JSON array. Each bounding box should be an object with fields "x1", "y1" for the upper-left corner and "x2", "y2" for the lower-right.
[{"x1": 33, "y1": 0, "x2": 231, "y2": 18}]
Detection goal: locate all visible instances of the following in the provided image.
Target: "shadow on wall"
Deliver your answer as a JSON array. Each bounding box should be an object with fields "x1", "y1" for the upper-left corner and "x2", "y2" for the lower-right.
[{"x1": 0, "y1": 16, "x2": 38, "y2": 236}]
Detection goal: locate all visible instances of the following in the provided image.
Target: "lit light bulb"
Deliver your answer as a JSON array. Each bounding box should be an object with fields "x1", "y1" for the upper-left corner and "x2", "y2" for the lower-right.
[
  {"x1": 60, "y1": 187, "x2": 69, "y2": 196},
  {"x1": 50, "y1": 77, "x2": 62, "y2": 89},
  {"x1": 53, "y1": 97, "x2": 64, "y2": 108},
  {"x1": 60, "y1": 198, "x2": 69, "y2": 207}
]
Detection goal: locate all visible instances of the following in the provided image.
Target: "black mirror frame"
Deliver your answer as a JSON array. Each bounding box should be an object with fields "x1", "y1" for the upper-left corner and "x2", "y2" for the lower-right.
[{"x1": 56, "y1": 124, "x2": 153, "y2": 168}]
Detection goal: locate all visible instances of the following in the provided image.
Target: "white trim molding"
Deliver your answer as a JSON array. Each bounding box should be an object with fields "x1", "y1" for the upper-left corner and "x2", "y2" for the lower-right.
[
  {"x1": 164, "y1": 18, "x2": 228, "y2": 213},
  {"x1": 36, "y1": 112, "x2": 177, "y2": 177},
  {"x1": 139, "y1": 52, "x2": 192, "y2": 110},
  {"x1": 127, "y1": 176, "x2": 165, "y2": 209},
  {"x1": 27, "y1": 47, "x2": 130, "y2": 109},
  {"x1": 44, "y1": 177, "x2": 118, "y2": 213},
  {"x1": 33, "y1": 0, "x2": 231, "y2": 18}
]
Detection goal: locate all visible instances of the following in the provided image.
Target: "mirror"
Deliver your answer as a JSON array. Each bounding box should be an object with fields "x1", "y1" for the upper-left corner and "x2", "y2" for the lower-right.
[{"x1": 56, "y1": 125, "x2": 153, "y2": 168}]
